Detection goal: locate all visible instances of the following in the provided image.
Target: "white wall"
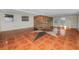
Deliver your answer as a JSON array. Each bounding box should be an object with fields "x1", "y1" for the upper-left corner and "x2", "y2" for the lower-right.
[
  {"x1": 78, "y1": 16, "x2": 79, "y2": 30},
  {"x1": 0, "y1": 11, "x2": 78, "y2": 32},
  {"x1": 66, "y1": 16, "x2": 78, "y2": 28},
  {"x1": 0, "y1": 13, "x2": 34, "y2": 31},
  {"x1": 0, "y1": 13, "x2": 3, "y2": 32},
  {"x1": 53, "y1": 16, "x2": 78, "y2": 28}
]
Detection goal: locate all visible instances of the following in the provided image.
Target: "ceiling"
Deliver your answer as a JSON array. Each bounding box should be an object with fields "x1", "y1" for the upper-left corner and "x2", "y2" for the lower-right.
[
  {"x1": 0, "y1": 9, "x2": 32, "y2": 16},
  {"x1": 0, "y1": 9, "x2": 79, "y2": 16},
  {"x1": 16, "y1": 9, "x2": 79, "y2": 16}
]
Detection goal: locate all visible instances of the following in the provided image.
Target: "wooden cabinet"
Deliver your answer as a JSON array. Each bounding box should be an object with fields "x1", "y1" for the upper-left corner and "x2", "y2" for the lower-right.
[{"x1": 34, "y1": 15, "x2": 53, "y2": 31}]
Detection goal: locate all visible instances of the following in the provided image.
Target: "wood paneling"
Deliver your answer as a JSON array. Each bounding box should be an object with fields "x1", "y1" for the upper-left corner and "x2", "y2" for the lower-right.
[{"x1": 34, "y1": 15, "x2": 53, "y2": 31}]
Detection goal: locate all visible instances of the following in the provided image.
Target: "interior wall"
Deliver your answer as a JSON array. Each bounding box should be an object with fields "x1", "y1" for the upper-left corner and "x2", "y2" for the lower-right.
[
  {"x1": 0, "y1": 13, "x2": 34, "y2": 31},
  {"x1": 53, "y1": 16, "x2": 78, "y2": 29},
  {"x1": 78, "y1": 16, "x2": 79, "y2": 30},
  {"x1": 66, "y1": 16, "x2": 78, "y2": 28},
  {"x1": 0, "y1": 11, "x2": 79, "y2": 32},
  {"x1": 0, "y1": 13, "x2": 3, "y2": 32}
]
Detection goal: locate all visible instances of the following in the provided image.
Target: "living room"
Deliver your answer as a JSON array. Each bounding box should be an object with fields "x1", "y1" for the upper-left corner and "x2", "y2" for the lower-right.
[{"x1": 0, "y1": 9, "x2": 79, "y2": 50}]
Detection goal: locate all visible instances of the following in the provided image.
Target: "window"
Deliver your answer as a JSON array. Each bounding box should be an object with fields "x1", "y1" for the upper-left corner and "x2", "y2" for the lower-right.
[
  {"x1": 5, "y1": 14, "x2": 14, "y2": 22},
  {"x1": 22, "y1": 16, "x2": 29, "y2": 21},
  {"x1": 54, "y1": 17, "x2": 65, "y2": 25}
]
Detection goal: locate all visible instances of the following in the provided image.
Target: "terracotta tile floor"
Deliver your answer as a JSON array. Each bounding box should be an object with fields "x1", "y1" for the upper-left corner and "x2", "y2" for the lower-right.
[{"x1": 0, "y1": 28, "x2": 79, "y2": 50}]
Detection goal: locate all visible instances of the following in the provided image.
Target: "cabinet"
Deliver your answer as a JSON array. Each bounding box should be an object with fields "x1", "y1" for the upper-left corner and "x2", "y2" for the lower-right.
[{"x1": 34, "y1": 15, "x2": 53, "y2": 31}]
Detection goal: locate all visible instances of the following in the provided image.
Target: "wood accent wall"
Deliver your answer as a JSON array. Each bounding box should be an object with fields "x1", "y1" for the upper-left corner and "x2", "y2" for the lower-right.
[{"x1": 34, "y1": 15, "x2": 53, "y2": 31}]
